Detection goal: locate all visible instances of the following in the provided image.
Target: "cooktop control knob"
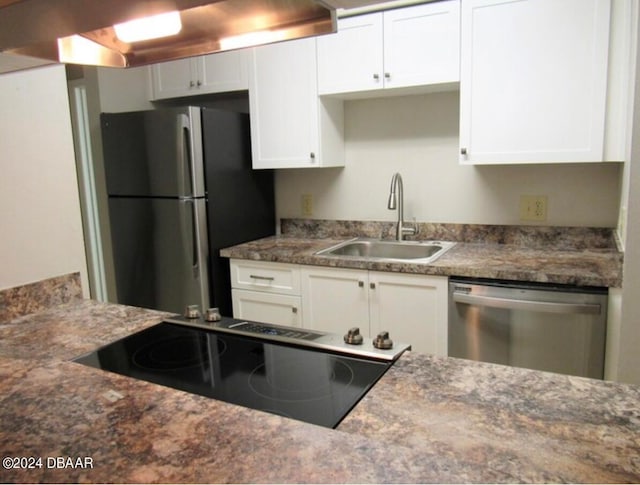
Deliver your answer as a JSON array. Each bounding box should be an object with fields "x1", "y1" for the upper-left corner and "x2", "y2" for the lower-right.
[
  {"x1": 205, "y1": 307, "x2": 222, "y2": 322},
  {"x1": 185, "y1": 305, "x2": 200, "y2": 319},
  {"x1": 373, "y1": 331, "x2": 393, "y2": 350},
  {"x1": 344, "y1": 327, "x2": 364, "y2": 345}
]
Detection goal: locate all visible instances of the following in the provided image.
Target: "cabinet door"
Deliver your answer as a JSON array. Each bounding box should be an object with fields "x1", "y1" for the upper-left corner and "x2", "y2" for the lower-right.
[
  {"x1": 369, "y1": 272, "x2": 448, "y2": 356},
  {"x1": 150, "y1": 58, "x2": 195, "y2": 100},
  {"x1": 249, "y1": 39, "x2": 319, "y2": 168},
  {"x1": 232, "y1": 289, "x2": 302, "y2": 327},
  {"x1": 459, "y1": 0, "x2": 611, "y2": 164},
  {"x1": 317, "y1": 13, "x2": 384, "y2": 95},
  {"x1": 301, "y1": 267, "x2": 370, "y2": 336},
  {"x1": 383, "y1": 0, "x2": 460, "y2": 89},
  {"x1": 198, "y1": 50, "x2": 249, "y2": 93}
]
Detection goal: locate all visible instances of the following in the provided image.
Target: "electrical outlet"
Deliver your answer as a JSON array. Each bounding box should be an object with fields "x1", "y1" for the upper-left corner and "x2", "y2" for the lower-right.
[
  {"x1": 301, "y1": 194, "x2": 313, "y2": 217},
  {"x1": 519, "y1": 195, "x2": 547, "y2": 221}
]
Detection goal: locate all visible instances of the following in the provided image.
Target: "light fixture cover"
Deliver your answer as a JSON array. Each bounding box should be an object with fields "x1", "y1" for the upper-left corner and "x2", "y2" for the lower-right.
[{"x1": 113, "y1": 11, "x2": 182, "y2": 44}]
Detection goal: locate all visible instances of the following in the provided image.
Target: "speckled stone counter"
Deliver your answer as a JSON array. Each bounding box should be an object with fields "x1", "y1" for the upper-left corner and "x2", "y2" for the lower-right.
[
  {"x1": 220, "y1": 220, "x2": 623, "y2": 287},
  {"x1": 2, "y1": 276, "x2": 639, "y2": 483},
  {"x1": 340, "y1": 351, "x2": 640, "y2": 483},
  {"x1": 0, "y1": 272, "x2": 83, "y2": 322}
]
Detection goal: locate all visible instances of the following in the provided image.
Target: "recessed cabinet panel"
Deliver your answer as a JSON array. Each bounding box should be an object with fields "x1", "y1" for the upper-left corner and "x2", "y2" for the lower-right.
[
  {"x1": 149, "y1": 50, "x2": 249, "y2": 100},
  {"x1": 150, "y1": 58, "x2": 194, "y2": 100},
  {"x1": 300, "y1": 267, "x2": 370, "y2": 337},
  {"x1": 232, "y1": 289, "x2": 302, "y2": 327},
  {"x1": 317, "y1": 13, "x2": 383, "y2": 95},
  {"x1": 249, "y1": 39, "x2": 344, "y2": 169},
  {"x1": 249, "y1": 39, "x2": 318, "y2": 168},
  {"x1": 383, "y1": 1, "x2": 460, "y2": 89},
  {"x1": 459, "y1": 0, "x2": 611, "y2": 164},
  {"x1": 369, "y1": 272, "x2": 448, "y2": 356},
  {"x1": 230, "y1": 259, "x2": 300, "y2": 295},
  {"x1": 317, "y1": 1, "x2": 460, "y2": 97}
]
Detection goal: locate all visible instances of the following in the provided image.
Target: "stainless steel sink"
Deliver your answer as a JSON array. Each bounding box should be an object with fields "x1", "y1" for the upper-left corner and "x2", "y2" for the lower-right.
[{"x1": 315, "y1": 238, "x2": 456, "y2": 263}]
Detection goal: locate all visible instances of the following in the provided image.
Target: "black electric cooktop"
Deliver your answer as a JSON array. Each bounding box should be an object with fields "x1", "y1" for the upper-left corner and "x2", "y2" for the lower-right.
[{"x1": 74, "y1": 320, "x2": 402, "y2": 428}]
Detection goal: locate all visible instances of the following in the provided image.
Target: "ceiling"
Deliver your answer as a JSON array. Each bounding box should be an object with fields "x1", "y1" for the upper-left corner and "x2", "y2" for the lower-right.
[{"x1": 0, "y1": 0, "x2": 427, "y2": 74}]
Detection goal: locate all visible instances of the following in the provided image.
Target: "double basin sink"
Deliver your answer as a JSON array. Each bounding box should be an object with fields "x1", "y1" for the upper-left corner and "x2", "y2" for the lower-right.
[{"x1": 316, "y1": 237, "x2": 455, "y2": 264}]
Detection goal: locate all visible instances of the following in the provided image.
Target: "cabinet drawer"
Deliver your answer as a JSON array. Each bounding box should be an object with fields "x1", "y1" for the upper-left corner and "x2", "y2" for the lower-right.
[
  {"x1": 230, "y1": 259, "x2": 301, "y2": 295},
  {"x1": 232, "y1": 289, "x2": 302, "y2": 327}
]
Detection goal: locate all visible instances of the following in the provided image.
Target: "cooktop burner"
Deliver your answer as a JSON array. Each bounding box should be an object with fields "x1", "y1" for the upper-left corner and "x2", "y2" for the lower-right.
[{"x1": 74, "y1": 318, "x2": 408, "y2": 428}]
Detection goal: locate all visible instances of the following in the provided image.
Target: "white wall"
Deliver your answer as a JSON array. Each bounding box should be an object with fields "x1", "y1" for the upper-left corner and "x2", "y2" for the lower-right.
[
  {"x1": 0, "y1": 65, "x2": 88, "y2": 294},
  {"x1": 96, "y1": 66, "x2": 154, "y2": 112},
  {"x1": 276, "y1": 91, "x2": 621, "y2": 227},
  {"x1": 611, "y1": 1, "x2": 640, "y2": 385}
]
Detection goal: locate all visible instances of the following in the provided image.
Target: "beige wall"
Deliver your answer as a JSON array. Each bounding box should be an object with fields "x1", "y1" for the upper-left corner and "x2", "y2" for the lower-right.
[
  {"x1": 0, "y1": 65, "x2": 88, "y2": 294},
  {"x1": 276, "y1": 91, "x2": 621, "y2": 227}
]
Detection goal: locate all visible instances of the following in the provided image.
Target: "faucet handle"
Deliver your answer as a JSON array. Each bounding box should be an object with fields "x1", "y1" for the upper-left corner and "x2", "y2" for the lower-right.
[
  {"x1": 412, "y1": 217, "x2": 420, "y2": 235},
  {"x1": 402, "y1": 217, "x2": 419, "y2": 237}
]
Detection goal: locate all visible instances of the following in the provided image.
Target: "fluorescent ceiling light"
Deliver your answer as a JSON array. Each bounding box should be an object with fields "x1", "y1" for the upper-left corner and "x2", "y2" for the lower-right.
[
  {"x1": 219, "y1": 30, "x2": 288, "y2": 51},
  {"x1": 114, "y1": 11, "x2": 182, "y2": 43}
]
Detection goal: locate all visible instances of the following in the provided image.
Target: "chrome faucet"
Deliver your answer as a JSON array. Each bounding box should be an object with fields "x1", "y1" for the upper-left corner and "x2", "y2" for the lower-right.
[{"x1": 387, "y1": 172, "x2": 418, "y2": 241}]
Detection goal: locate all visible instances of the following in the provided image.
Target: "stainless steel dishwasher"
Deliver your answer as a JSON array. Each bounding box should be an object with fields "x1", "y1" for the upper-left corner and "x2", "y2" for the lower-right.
[{"x1": 448, "y1": 278, "x2": 607, "y2": 379}]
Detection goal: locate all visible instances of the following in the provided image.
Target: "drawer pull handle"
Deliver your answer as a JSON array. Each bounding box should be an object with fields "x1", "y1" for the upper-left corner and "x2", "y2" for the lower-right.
[{"x1": 249, "y1": 275, "x2": 275, "y2": 281}]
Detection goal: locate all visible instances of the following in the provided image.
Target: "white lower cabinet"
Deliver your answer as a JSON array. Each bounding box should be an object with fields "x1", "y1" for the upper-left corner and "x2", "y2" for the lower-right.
[
  {"x1": 229, "y1": 259, "x2": 302, "y2": 327},
  {"x1": 300, "y1": 267, "x2": 371, "y2": 336},
  {"x1": 300, "y1": 266, "x2": 448, "y2": 356},
  {"x1": 368, "y1": 271, "x2": 448, "y2": 356},
  {"x1": 229, "y1": 260, "x2": 448, "y2": 355},
  {"x1": 231, "y1": 289, "x2": 302, "y2": 328}
]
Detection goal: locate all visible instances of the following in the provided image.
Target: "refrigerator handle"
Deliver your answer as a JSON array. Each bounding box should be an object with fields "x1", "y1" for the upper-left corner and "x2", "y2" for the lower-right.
[
  {"x1": 188, "y1": 200, "x2": 199, "y2": 277},
  {"x1": 177, "y1": 114, "x2": 194, "y2": 196}
]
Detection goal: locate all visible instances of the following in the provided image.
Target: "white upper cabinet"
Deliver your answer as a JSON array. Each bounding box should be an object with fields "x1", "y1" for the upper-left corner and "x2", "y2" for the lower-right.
[
  {"x1": 248, "y1": 38, "x2": 344, "y2": 169},
  {"x1": 459, "y1": 0, "x2": 612, "y2": 164},
  {"x1": 149, "y1": 50, "x2": 249, "y2": 100},
  {"x1": 317, "y1": 1, "x2": 460, "y2": 96}
]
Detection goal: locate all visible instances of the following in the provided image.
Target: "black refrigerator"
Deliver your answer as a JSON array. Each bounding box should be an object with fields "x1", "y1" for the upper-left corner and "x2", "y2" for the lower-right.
[{"x1": 101, "y1": 106, "x2": 274, "y2": 316}]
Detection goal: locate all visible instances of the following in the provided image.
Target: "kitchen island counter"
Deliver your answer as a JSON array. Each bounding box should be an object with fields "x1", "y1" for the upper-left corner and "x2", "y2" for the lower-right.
[{"x1": 2, "y1": 297, "x2": 639, "y2": 483}]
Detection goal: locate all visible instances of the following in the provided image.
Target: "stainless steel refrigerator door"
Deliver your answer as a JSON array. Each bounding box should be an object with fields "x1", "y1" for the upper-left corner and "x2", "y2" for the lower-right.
[
  {"x1": 108, "y1": 197, "x2": 210, "y2": 314},
  {"x1": 101, "y1": 106, "x2": 205, "y2": 197},
  {"x1": 448, "y1": 281, "x2": 607, "y2": 379}
]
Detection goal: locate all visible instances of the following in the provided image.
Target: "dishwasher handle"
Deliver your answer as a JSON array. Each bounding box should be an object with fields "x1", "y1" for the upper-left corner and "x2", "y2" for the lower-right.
[{"x1": 452, "y1": 291, "x2": 602, "y2": 315}]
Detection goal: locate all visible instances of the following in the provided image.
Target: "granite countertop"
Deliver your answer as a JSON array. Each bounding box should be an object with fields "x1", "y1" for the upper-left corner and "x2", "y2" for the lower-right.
[
  {"x1": 1, "y1": 274, "x2": 638, "y2": 483},
  {"x1": 218, "y1": 218, "x2": 624, "y2": 288},
  {"x1": 220, "y1": 235, "x2": 623, "y2": 288}
]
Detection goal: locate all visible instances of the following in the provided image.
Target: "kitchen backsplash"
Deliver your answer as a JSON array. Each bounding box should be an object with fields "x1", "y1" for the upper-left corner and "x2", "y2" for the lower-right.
[
  {"x1": 0, "y1": 272, "x2": 83, "y2": 323},
  {"x1": 280, "y1": 219, "x2": 620, "y2": 252}
]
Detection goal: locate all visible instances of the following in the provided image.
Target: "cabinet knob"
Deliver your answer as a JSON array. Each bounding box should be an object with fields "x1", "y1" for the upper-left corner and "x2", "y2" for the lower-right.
[
  {"x1": 292, "y1": 307, "x2": 298, "y2": 314},
  {"x1": 370, "y1": 282, "x2": 376, "y2": 290},
  {"x1": 373, "y1": 73, "x2": 380, "y2": 81},
  {"x1": 384, "y1": 72, "x2": 391, "y2": 79},
  {"x1": 460, "y1": 147, "x2": 468, "y2": 155},
  {"x1": 189, "y1": 80, "x2": 195, "y2": 88},
  {"x1": 358, "y1": 281, "x2": 364, "y2": 288},
  {"x1": 197, "y1": 80, "x2": 202, "y2": 87},
  {"x1": 310, "y1": 152, "x2": 316, "y2": 161}
]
